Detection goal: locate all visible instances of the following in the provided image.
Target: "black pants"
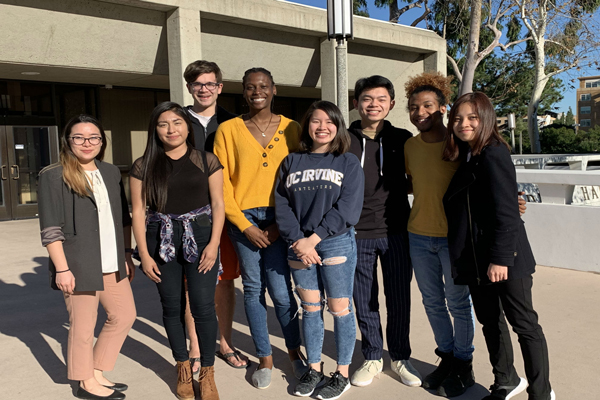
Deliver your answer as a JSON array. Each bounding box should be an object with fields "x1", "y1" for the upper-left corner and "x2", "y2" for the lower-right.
[
  {"x1": 353, "y1": 233, "x2": 412, "y2": 361},
  {"x1": 147, "y1": 217, "x2": 219, "y2": 366},
  {"x1": 469, "y1": 275, "x2": 551, "y2": 400}
]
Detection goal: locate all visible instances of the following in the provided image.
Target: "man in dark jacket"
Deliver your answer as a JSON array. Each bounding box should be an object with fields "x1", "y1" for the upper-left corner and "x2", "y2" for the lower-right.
[
  {"x1": 347, "y1": 76, "x2": 421, "y2": 388},
  {"x1": 183, "y1": 60, "x2": 248, "y2": 370}
]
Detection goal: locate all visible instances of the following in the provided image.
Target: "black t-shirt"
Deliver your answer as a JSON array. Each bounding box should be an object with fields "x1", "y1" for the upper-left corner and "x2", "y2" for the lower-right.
[{"x1": 131, "y1": 148, "x2": 223, "y2": 215}]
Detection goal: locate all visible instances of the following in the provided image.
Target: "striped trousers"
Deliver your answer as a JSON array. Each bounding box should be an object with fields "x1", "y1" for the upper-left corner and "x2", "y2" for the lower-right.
[{"x1": 353, "y1": 233, "x2": 413, "y2": 361}]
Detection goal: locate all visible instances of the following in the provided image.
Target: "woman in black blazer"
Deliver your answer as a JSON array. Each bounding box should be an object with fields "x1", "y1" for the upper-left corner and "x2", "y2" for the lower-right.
[
  {"x1": 38, "y1": 115, "x2": 136, "y2": 400},
  {"x1": 442, "y1": 93, "x2": 554, "y2": 400}
]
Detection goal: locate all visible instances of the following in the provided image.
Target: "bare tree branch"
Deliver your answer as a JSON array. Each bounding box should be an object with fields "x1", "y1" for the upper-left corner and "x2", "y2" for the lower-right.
[
  {"x1": 390, "y1": 0, "x2": 423, "y2": 23},
  {"x1": 411, "y1": 0, "x2": 431, "y2": 26}
]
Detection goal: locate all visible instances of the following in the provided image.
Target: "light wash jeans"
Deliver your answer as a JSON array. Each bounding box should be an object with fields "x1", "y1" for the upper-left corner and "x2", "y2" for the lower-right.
[
  {"x1": 408, "y1": 232, "x2": 475, "y2": 361},
  {"x1": 290, "y1": 229, "x2": 357, "y2": 366},
  {"x1": 228, "y1": 207, "x2": 301, "y2": 358}
]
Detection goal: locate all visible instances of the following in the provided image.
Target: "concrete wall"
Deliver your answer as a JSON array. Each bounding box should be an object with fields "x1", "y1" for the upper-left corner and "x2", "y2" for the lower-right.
[
  {"x1": 0, "y1": 0, "x2": 169, "y2": 88},
  {"x1": 517, "y1": 169, "x2": 600, "y2": 273}
]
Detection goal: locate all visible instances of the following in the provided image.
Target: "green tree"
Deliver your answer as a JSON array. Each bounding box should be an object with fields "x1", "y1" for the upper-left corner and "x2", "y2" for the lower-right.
[
  {"x1": 565, "y1": 107, "x2": 575, "y2": 126},
  {"x1": 515, "y1": 0, "x2": 600, "y2": 153},
  {"x1": 354, "y1": 0, "x2": 370, "y2": 17},
  {"x1": 472, "y1": 52, "x2": 564, "y2": 117}
]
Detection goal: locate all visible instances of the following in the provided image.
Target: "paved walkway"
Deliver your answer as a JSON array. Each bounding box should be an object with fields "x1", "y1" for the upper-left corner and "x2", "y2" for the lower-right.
[{"x1": 1, "y1": 219, "x2": 598, "y2": 399}]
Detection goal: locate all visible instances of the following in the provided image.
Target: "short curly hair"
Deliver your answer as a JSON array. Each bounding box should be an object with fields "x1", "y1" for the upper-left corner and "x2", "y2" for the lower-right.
[{"x1": 404, "y1": 72, "x2": 454, "y2": 106}]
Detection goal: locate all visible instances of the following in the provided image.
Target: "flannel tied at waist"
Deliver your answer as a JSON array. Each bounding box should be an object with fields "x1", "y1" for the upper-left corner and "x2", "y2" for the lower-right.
[{"x1": 147, "y1": 205, "x2": 212, "y2": 264}]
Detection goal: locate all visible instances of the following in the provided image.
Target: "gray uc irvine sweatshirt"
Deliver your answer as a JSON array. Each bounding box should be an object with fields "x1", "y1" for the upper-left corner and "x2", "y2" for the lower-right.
[{"x1": 275, "y1": 151, "x2": 365, "y2": 245}]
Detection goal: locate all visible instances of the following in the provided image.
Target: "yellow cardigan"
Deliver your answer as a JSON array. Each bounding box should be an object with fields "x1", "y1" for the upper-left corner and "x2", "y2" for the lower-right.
[{"x1": 213, "y1": 115, "x2": 301, "y2": 232}]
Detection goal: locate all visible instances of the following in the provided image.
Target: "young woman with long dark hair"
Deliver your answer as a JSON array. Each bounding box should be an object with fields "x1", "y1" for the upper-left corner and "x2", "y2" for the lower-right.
[
  {"x1": 275, "y1": 101, "x2": 364, "y2": 400},
  {"x1": 443, "y1": 92, "x2": 554, "y2": 400},
  {"x1": 38, "y1": 115, "x2": 136, "y2": 400},
  {"x1": 130, "y1": 102, "x2": 224, "y2": 400},
  {"x1": 213, "y1": 67, "x2": 307, "y2": 390}
]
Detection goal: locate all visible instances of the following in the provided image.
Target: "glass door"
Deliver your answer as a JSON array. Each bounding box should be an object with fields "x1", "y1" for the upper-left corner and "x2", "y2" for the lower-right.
[
  {"x1": 0, "y1": 126, "x2": 10, "y2": 220},
  {"x1": 0, "y1": 126, "x2": 59, "y2": 220}
]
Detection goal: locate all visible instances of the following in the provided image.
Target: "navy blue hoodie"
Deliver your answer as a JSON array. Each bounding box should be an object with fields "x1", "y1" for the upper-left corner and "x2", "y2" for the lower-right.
[{"x1": 275, "y1": 151, "x2": 365, "y2": 244}]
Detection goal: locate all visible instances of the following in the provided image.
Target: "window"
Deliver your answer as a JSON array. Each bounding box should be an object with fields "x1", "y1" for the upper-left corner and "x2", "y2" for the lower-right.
[
  {"x1": 585, "y1": 80, "x2": 600, "y2": 88},
  {"x1": 580, "y1": 119, "x2": 592, "y2": 127},
  {"x1": 581, "y1": 93, "x2": 591, "y2": 101},
  {"x1": 580, "y1": 106, "x2": 591, "y2": 114}
]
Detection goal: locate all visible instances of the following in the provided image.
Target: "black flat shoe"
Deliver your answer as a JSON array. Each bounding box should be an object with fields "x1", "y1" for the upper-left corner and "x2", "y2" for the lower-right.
[
  {"x1": 103, "y1": 383, "x2": 128, "y2": 392},
  {"x1": 76, "y1": 386, "x2": 125, "y2": 400}
]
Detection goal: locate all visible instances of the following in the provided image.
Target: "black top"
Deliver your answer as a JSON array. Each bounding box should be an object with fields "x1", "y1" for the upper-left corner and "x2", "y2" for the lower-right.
[
  {"x1": 348, "y1": 120, "x2": 413, "y2": 239},
  {"x1": 186, "y1": 105, "x2": 237, "y2": 152},
  {"x1": 443, "y1": 143, "x2": 536, "y2": 285},
  {"x1": 131, "y1": 148, "x2": 222, "y2": 215}
]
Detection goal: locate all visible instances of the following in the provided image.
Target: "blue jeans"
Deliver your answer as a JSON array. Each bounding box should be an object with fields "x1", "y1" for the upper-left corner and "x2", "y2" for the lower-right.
[
  {"x1": 290, "y1": 230, "x2": 357, "y2": 366},
  {"x1": 228, "y1": 207, "x2": 301, "y2": 358},
  {"x1": 409, "y1": 232, "x2": 475, "y2": 361}
]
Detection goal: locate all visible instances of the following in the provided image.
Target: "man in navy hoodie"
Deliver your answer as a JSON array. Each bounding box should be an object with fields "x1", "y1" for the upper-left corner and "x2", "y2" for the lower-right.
[
  {"x1": 348, "y1": 76, "x2": 420, "y2": 388},
  {"x1": 183, "y1": 60, "x2": 249, "y2": 371}
]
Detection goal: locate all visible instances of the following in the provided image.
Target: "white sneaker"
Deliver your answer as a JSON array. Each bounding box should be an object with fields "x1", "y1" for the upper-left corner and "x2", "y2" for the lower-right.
[
  {"x1": 551, "y1": 389, "x2": 556, "y2": 400},
  {"x1": 391, "y1": 359, "x2": 422, "y2": 387},
  {"x1": 350, "y1": 359, "x2": 383, "y2": 387}
]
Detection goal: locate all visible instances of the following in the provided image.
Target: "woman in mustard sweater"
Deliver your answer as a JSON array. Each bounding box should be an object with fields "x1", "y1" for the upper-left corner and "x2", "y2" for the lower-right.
[{"x1": 213, "y1": 67, "x2": 307, "y2": 390}]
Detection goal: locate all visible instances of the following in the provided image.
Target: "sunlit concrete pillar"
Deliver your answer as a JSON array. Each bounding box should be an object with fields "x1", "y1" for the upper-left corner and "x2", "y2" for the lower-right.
[
  {"x1": 320, "y1": 37, "x2": 337, "y2": 103},
  {"x1": 167, "y1": 8, "x2": 202, "y2": 105}
]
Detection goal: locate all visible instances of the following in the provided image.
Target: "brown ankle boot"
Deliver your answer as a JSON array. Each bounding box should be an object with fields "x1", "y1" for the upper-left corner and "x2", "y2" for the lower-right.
[
  {"x1": 176, "y1": 360, "x2": 195, "y2": 400},
  {"x1": 198, "y1": 365, "x2": 219, "y2": 400}
]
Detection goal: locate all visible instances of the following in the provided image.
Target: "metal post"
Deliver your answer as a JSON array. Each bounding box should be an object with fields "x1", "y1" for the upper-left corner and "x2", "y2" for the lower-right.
[
  {"x1": 519, "y1": 131, "x2": 523, "y2": 154},
  {"x1": 510, "y1": 128, "x2": 515, "y2": 152},
  {"x1": 336, "y1": 37, "x2": 348, "y2": 125}
]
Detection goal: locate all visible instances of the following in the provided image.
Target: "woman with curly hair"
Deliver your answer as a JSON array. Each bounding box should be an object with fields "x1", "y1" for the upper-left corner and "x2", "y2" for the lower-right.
[{"x1": 403, "y1": 72, "x2": 476, "y2": 398}]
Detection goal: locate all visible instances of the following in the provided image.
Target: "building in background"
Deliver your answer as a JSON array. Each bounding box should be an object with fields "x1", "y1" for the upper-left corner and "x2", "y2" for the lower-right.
[
  {"x1": 0, "y1": 0, "x2": 445, "y2": 220},
  {"x1": 576, "y1": 75, "x2": 600, "y2": 131}
]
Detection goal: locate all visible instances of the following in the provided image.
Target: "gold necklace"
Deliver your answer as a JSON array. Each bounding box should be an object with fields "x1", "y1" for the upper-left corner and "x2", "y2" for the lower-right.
[{"x1": 248, "y1": 114, "x2": 273, "y2": 137}]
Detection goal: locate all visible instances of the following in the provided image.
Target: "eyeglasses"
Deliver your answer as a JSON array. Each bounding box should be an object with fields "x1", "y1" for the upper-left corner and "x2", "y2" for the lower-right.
[
  {"x1": 188, "y1": 82, "x2": 220, "y2": 91},
  {"x1": 70, "y1": 136, "x2": 102, "y2": 146}
]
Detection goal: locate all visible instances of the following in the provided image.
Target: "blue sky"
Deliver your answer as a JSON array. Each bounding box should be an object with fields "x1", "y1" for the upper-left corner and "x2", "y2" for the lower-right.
[{"x1": 288, "y1": 0, "x2": 581, "y2": 114}]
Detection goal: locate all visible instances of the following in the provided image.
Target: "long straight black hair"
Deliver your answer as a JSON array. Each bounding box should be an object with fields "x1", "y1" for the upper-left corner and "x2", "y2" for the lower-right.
[{"x1": 139, "y1": 101, "x2": 195, "y2": 212}]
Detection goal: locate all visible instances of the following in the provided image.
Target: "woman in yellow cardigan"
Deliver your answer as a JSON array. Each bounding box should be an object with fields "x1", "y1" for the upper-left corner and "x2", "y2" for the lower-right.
[{"x1": 213, "y1": 67, "x2": 307, "y2": 390}]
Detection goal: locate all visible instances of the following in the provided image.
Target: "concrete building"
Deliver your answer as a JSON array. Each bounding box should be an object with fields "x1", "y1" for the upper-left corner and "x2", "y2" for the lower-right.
[
  {"x1": 0, "y1": 0, "x2": 446, "y2": 220},
  {"x1": 576, "y1": 75, "x2": 600, "y2": 131}
]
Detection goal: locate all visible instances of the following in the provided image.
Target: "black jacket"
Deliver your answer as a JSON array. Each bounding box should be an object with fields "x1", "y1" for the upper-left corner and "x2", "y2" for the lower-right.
[
  {"x1": 348, "y1": 120, "x2": 412, "y2": 239},
  {"x1": 443, "y1": 143, "x2": 535, "y2": 285},
  {"x1": 186, "y1": 105, "x2": 237, "y2": 152},
  {"x1": 38, "y1": 161, "x2": 132, "y2": 291}
]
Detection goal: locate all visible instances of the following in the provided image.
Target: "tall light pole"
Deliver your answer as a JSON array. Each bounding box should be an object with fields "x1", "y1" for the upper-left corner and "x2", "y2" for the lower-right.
[{"x1": 327, "y1": 0, "x2": 353, "y2": 124}]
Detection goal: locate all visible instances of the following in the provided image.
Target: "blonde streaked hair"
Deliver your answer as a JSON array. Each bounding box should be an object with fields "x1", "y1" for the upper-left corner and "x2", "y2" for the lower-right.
[{"x1": 60, "y1": 115, "x2": 107, "y2": 197}]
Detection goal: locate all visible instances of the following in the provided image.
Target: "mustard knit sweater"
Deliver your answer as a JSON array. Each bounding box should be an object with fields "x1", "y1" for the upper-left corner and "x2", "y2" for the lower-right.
[{"x1": 213, "y1": 115, "x2": 301, "y2": 232}]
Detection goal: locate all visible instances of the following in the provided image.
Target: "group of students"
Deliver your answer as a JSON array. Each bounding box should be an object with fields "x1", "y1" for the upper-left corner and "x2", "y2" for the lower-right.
[{"x1": 38, "y1": 60, "x2": 554, "y2": 400}]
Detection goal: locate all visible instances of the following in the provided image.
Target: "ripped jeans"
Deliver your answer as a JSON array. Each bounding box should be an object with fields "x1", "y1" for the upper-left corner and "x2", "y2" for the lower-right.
[{"x1": 289, "y1": 229, "x2": 357, "y2": 366}]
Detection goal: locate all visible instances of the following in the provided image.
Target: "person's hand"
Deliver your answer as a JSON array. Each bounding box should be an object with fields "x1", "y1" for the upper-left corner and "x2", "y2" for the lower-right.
[
  {"x1": 292, "y1": 237, "x2": 318, "y2": 259},
  {"x1": 141, "y1": 254, "x2": 161, "y2": 283},
  {"x1": 243, "y1": 225, "x2": 271, "y2": 248},
  {"x1": 198, "y1": 242, "x2": 219, "y2": 274},
  {"x1": 300, "y1": 248, "x2": 321, "y2": 266},
  {"x1": 56, "y1": 270, "x2": 76, "y2": 294},
  {"x1": 518, "y1": 191, "x2": 527, "y2": 216},
  {"x1": 263, "y1": 224, "x2": 280, "y2": 243},
  {"x1": 126, "y1": 254, "x2": 135, "y2": 282},
  {"x1": 487, "y1": 263, "x2": 508, "y2": 282}
]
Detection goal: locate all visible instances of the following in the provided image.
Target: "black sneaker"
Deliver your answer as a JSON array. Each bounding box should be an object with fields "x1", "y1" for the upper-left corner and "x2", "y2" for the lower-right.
[
  {"x1": 317, "y1": 372, "x2": 350, "y2": 400},
  {"x1": 482, "y1": 377, "x2": 528, "y2": 400},
  {"x1": 437, "y1": 357, "x2": 475, "y2": 397},
  {"x1": 294, "y1": 367, "x2": 325, "y2": 397},
  {"x1": 422, "y1": 348, "x2": 454, "y2": 390}
]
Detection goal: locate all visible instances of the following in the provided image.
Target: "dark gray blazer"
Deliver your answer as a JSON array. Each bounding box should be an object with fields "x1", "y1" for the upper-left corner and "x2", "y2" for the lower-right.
[{"x1": 38, "y1": 160, "x2": 132, "y2": 291}]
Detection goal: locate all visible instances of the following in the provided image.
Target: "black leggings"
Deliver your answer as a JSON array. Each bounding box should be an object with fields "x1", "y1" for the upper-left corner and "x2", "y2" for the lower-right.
[{"x1": 147, "y1": 217, "x2": 219, "y2": 366}]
